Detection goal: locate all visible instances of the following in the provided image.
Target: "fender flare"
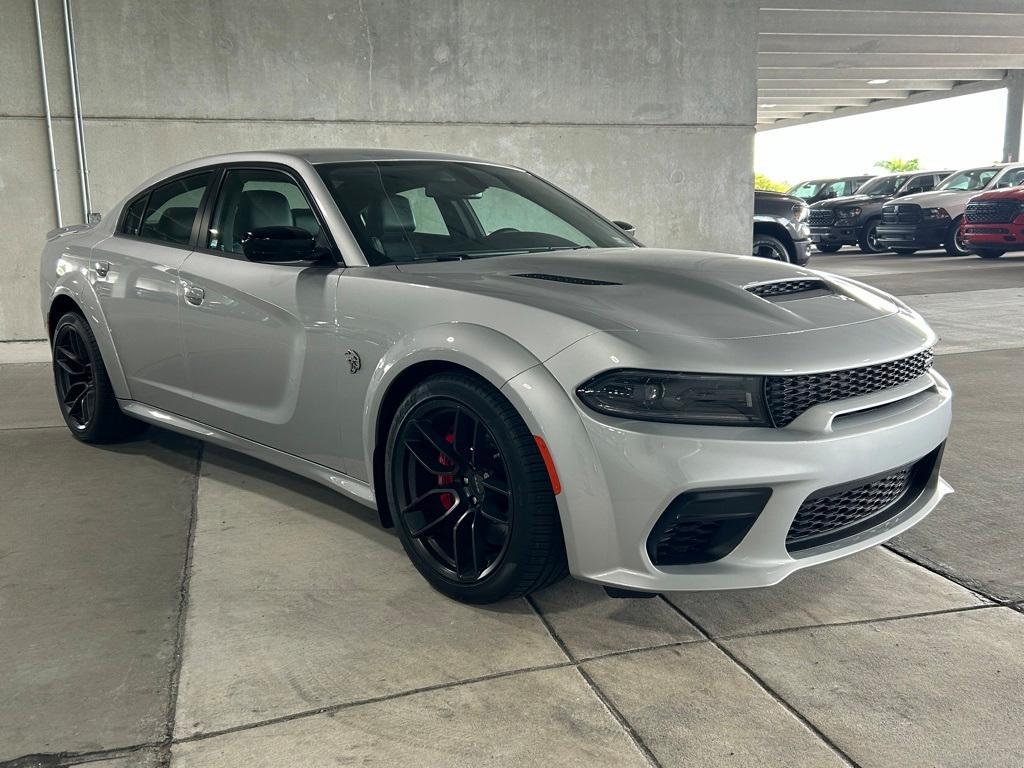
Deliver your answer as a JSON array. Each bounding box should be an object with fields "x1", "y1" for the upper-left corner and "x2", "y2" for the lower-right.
[{"x1": 49, "y1": 276, "x2": 130, "y2": 399}]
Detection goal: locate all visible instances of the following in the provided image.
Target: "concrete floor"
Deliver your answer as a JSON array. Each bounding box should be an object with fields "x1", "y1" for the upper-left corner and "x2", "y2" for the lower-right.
[{"x1": 2, "y1": 250, "x2": 1023, "y2": 767}]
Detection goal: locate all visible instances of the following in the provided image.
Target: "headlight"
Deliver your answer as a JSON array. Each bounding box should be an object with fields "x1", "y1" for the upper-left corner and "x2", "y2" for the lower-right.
[
  {"x1": 836, "y1": 206, "x2": 861, "y2": 219},
  {"x1": 576, "y1": 370, "x2": 771, "y2": 426},
  {"x1": 792, "y1": 202, "x2": 808, "y2": 222},
  {"x1": 922, "y1": 207, "x2": 950, "y2": 220}
]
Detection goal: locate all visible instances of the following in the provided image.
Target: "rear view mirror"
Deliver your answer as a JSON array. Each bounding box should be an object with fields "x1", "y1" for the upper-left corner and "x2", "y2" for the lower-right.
[
  {"x1": 613, "y1": 220, "x2": 637, "y2": 238},
  {"x1": 241, "y1": 226, "x2": 318, "y2": 262}
]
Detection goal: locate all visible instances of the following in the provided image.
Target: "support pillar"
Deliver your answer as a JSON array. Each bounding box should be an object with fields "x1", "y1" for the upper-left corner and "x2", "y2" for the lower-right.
[{"x1": 1003, "y1": 70, "x2": 1024, "y2": 163}]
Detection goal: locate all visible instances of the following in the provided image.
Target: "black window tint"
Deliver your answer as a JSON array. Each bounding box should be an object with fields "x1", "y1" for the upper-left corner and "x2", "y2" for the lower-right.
[
  {"x1": 207, "y1": 168, "x2": 320, "y2": 254},
  {"x1": 139, "y1": 173, "x2": 212, "y2": 246},
  {"x1": 121, "y1": 195, "x2": 147, "y2": 236}
]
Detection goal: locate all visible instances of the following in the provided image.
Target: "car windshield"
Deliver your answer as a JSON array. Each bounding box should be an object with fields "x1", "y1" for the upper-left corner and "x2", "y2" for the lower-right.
[
  {"x1": 315, "y1": 161, "x2": 635, "y2": 265},
  {"x1": 856, "y1": 175, "x2": 909, "y2": 197},
  {"x1": 938, "y1": 167, "x2": 1000, "y2": 191},
  {"x1": 787, "y1": 180, "x2": 825, "y2": 199}
]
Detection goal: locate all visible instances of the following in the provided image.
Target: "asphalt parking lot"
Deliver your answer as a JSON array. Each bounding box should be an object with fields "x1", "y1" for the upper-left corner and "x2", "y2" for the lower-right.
[{"x1": 2, "y1": 249, "x2": 1023, "y2": 767}]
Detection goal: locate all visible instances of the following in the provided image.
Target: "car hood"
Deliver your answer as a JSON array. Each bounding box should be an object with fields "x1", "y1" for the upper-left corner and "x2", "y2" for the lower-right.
[
  {"x1": 893, "y1": 188, "x2": 977, "y2": 207},
  {"x1": 968, "y1": 188, "x2": 1024, "y2": 202},
  {"x1": 815, "y1": 194, "x2": 888, "y2": 209},
  {"x1": 394, "y1": 248, "x2": 900, "y2": 341}
]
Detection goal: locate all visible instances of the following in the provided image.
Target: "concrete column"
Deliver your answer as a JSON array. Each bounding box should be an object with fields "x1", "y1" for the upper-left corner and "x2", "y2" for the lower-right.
[{"x1": 1003, "y1": 70, "x2": 1024, "y2": 163}]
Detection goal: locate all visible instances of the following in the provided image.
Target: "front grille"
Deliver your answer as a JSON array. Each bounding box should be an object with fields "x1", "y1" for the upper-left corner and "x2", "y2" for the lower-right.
[
  {"x1": 808, "y1": 208, "x2": 835, "y2": 226},
  {"x1": 881, "y1": 204, "x2": 922, "y2": 225},
  {"x1": 787, "y1": 468, "x2": 913, "y2": 552},
  {"x1": 747, "y1": 279, "x2": 831, "y2": 299},
  {"x1": 965, "y1": 200, "x2": 1021, "y2": 225},
  {"x1": 765, "y1": 349, "x2": 934, "y2": 428}
]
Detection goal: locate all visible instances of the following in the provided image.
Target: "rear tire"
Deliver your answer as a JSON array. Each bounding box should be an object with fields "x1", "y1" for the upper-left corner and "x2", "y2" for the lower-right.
[
  {"x1": 385, "y1": 373, "x2": 568, "y2": 603},
  {"x1": 944, "y1": 217, "x2": 969, "y2": 256},
  {"x1": 975, "y1": 249, "x2": 1005, "y2": 259},
  {"x1": 857, "y1": 219, "x2": 886, "y2": 254},
  {"x1": 815, "y1": 243, "x2": 842, "y2": 253},
  {"x1": 51, "y1": 312, "x2": 146, "y2": 443}
]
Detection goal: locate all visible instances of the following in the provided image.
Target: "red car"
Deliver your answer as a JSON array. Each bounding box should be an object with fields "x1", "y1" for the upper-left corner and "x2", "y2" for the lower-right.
[{"x1": 961, "y1": 188, "x2": 1024, "y2": 259}]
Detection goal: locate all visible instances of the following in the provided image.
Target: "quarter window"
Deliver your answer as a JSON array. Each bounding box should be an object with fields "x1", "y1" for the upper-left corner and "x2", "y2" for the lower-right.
[
  {"x1": 207, "y1": 168, "x2": 321, "y2": 254},
  {"x1": 120, "y1": 195, "x2": 147, "y2": 236},
  {"x1": 134, "y1": 173, "x2": 213, "y2": 246}
]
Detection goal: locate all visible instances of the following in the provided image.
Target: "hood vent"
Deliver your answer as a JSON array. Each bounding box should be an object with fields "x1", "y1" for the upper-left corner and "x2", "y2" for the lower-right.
[
  {"x1": 514, "y1": 273, "x2": 621, "y2": 286},
  {"x1": 746, "y1": 279, "x2": 832, "y2": 301}
]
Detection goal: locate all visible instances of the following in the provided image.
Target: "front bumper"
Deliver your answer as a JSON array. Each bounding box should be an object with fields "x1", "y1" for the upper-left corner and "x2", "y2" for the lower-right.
[
  {"x1": 508, "y1": 360, "x2": 953, "y2": 594},
  {"x1": 963, "y1": 222, "x2": 1024, "y2": 251},
  {"x1": 876, "y1": 220, "x2": 948, "y2": 250},
  {"x1": 810, "y1": 223, "x2": 860, "y2": 247},
  {"x1": 792, "y1": 237, "x2": 813, "y2": 265}
]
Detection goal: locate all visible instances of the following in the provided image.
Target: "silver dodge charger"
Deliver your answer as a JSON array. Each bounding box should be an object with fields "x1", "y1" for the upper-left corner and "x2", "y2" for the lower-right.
[{"x1": 39, "y1": 149, "x2": 952, "y2": 603}]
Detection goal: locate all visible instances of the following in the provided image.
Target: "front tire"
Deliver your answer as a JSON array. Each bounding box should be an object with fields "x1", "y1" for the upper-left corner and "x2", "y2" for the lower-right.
[
  {"x1": 51, "y1": 312, "x2": 145, "y2": 443},
  {"x1": 752, "y1": 234, "x2": 791, "y2": 262},
  {"x1": 944, "y1": 217, "x2": 970, "y2": 256},
  {"x1": 815, "y1": 242, "x2": 842, "y2": 253},
  {"x1": 385, "y1": 373, "x2": 568, "y2": 603},
  {"x1": 858, "y1": 218, "x2": 886, "y2": 254}
]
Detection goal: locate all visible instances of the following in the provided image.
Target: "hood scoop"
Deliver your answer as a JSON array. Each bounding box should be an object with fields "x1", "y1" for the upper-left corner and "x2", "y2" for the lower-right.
[
  {"x1": 746, "y1": 278, "x2": 832, "y2": 302},
  {"x1": 514, "y1": 273, "x2": 621, "y2": 286}
]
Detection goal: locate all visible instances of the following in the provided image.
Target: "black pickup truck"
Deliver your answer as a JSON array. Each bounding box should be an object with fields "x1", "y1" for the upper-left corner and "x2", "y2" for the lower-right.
[
  {"x1": 753, "y1": 190, "x2": 812, "y2": 264},
  {"x1": 808, "y1": 170, "x2": 952, "y2": 253}
]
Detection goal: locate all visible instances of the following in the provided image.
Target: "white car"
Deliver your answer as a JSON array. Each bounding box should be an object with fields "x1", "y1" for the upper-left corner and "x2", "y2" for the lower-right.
[
  {"x1": 39, "y1": 149, "x2": 952, "y2": 603},
  {"x1": 878, "y1": 163, "x2": 1024, "y2": 255}
]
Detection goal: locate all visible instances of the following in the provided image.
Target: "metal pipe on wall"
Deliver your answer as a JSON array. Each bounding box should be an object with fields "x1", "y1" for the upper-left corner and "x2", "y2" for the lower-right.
[
  {"x1": 62, "y1": 0, "x2": 93, "y2": 222},
  {"x1": 33, "y1": 0, "x2": 63, "y2": 228}
]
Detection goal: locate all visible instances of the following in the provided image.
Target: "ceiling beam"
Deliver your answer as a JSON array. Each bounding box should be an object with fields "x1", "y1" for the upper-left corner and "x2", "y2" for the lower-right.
[
  {"x1": 759, "y1": 80, "x2": 955, "y2": 91},
  {"x1": 760, "y1": 53, "x2": 1024, "y2": 68},
  {"x1": 760, "y1": 89, "x2": 914, "y2": 99},
  {"x1": 758, "y1": 67, "x2": 1007, "y2": 81},
  {"x1": 760, "y1": 35, "x2": 1024, "y2": 56},
  {"x1": 757, "y1": 78, "x2": 1005, "y2": 130},
  {"x1": 761, "y1": 9, "x2": 1024, "y2": 38},
  {"x1": 761, "y1": 1, "x2": 1024, "y2": 13}
]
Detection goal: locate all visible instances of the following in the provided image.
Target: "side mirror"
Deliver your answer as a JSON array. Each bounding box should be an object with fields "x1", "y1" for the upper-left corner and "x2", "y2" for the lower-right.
[
  {"x1": 241, "y1": 226, "x2": 319, "y2": 262},
  {"x1": 612, "y1": 220, "x2": 637, "y2": 238}
]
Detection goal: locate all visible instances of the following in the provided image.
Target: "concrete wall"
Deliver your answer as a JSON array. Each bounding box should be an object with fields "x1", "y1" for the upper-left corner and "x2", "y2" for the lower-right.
[{"x1": 1, "y1": 0, "x2": 758, "y2": 340}]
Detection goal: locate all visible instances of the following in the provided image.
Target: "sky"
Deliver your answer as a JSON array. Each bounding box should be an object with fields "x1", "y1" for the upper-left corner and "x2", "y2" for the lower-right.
[{"x1": 755, "y1": 88, "x2": 1010, "y2": 187}]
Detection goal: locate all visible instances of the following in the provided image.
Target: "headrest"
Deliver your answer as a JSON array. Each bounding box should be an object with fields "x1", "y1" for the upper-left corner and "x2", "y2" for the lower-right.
[
  {"x1": 157, "y1": 207, "x2": 196, "y2": 242},
  {"x1": 234, "y1": 189, "x2": 293, "y2": 234},
  {"x1": 366, "y1": 194, "x2": 415, "y2": 234}
]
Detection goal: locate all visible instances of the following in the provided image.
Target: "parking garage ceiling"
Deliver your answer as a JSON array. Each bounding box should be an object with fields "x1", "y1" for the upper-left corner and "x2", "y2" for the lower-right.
[{"x1": 757, "y1": 1, "x2": 1024, "y2": 129}]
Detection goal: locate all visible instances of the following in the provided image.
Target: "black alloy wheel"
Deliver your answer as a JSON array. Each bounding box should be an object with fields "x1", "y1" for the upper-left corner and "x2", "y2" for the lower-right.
[
  {"x1": 752, "y1": 234, "x2": 790, "y2": 262},
  {"x1": 51, "y1": 312, "x2": 145, "y2": 443},
  {"x1": 53, "y1": 321, "x2": 96, "y2": 432},
  {"x1": 386, "y1": 373, "x2": 567, "y2": 603},
  {"x1": 944, "y1": 217, "x2": 970, "y2": 256},
  {"x1": 858, "y1": 219, "x2": 886, "y2": 254}
]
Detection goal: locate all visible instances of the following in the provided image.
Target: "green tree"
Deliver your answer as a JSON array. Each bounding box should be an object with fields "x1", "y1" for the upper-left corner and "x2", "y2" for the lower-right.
[
  {"x1": 754, "y1": 173, "x2": 790, "y2": 193},
  {"x1": 874, "y1": 157, "x2": 920, "y2": 172}
]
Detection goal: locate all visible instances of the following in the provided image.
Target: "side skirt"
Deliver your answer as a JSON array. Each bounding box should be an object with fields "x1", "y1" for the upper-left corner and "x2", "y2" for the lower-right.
[{"x1": 119, "y1": 399, "x2": 377, "y2": 510}]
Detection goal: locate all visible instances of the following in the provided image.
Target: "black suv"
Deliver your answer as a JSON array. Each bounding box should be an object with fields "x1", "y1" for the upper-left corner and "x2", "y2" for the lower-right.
[
  {"x1": 808, "y1": 171, "x2": 952, "y2": 254},
  {"x1": 787, "y1": 175, "x2": 873, "y2": 205},
  {"x1": 753, "y1": 190, "x2": 812, "y2": 264}
]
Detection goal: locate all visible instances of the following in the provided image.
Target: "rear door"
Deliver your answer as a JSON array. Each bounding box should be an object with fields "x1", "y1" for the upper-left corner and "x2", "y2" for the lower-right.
[
  {"x1": 91, "y1": 171, "x2": 214, "y2": 414},
  {"x1": 176, "y1": 165, "x2": 346, "y2": 466}
]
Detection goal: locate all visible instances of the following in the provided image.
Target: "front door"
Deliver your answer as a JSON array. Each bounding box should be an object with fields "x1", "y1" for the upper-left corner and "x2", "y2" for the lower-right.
[
  {"x1": 92, "y1": 171, "x2": 213, "y2": 414},
  {"x1": 177, "y1": 166, "x2": 345, "y2": 466}
]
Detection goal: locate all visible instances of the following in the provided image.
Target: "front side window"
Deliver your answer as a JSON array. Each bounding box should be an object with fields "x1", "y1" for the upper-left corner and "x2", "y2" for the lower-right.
[
  {"x1": 857, "y1": 175, "x2": 908, "y2": 197},
  {"x1": 993, "y1": 166, "x2": 1024, "y2": 188},
  {"x1": 136, "y1": 173, "x2": 212, "y2": 245},
  {"x1": 207, "y1": 168, "x2": 322, "y2": 254},
  {"x1": 939, "y1": 167, "x2": 1000, "y2": 191},
  {"x1": 316, "y1": 161, "x2": 634, "y2": 265}
]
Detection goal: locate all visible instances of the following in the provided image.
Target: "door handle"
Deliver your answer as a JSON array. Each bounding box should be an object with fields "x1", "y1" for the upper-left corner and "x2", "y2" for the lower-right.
[
  {"x1": 94, "y1": 260, "x2": 110, "y2": 277},
  {"x1": 184, "y1": 284, "x2": 205, "y2": 306}
]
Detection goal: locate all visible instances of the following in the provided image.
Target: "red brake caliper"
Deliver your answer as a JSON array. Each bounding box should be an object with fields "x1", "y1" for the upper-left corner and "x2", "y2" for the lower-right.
[{"x1": 438, "y1": 432, "x2": 456, "y2": 510}]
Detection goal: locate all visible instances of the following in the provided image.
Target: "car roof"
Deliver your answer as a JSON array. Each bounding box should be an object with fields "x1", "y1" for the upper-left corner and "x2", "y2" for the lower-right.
[{"x1": 269, "y1": 147, "x2": 514, "y2": 166}]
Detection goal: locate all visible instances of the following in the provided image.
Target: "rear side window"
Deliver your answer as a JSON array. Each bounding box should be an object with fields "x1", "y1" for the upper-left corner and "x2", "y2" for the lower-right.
[{"x1": 135, "y1": 173, "x2": 213, "y2": 246}]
